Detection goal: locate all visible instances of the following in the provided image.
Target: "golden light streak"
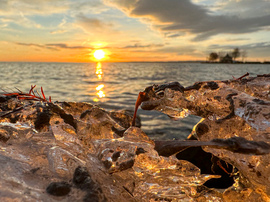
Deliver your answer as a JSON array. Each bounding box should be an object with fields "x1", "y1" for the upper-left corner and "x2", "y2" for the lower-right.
[
  {"x1": 95, "y1": 62, "x2": 103, "y2": 80},
  {"x1": 94, "y1": 62, "x2": 106, "y2": 102}
]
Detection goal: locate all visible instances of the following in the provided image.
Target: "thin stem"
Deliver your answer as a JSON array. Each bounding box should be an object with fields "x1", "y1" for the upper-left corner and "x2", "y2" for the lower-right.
[{"x1": 132, "y1": 92, "x2": 147, "y2": 126}]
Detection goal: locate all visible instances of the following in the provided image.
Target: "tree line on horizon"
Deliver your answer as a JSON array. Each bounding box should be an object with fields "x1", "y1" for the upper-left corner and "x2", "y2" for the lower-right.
[{"x1": 208, "y1": 48, "x2": 247, "y2": 63}]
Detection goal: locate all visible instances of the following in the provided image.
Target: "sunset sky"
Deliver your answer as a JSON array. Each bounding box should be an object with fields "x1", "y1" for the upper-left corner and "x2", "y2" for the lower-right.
[{"x1": 1, "y1": 0, "x2": 270, "y2": 62}]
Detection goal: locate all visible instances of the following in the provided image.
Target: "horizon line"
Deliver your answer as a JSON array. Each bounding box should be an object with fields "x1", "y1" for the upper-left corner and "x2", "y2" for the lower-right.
[{"x1": 1, "y1": 60, "x2": 269, "y2": 64}]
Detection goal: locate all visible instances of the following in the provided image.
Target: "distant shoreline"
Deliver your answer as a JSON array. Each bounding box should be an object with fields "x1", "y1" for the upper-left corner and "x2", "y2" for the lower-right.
[{"x1": 202, "y1": 61, "x2": 270, "y2": 65}]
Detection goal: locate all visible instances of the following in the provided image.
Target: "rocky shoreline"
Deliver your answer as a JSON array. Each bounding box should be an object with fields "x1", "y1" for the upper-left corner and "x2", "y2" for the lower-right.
[{"x1": 0, "y1": 74, "x2": 269, "y2": 201}]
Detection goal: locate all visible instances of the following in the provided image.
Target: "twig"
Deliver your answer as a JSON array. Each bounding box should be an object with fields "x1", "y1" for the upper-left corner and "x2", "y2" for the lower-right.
[
  {"x1": 29, "y1": 85, "x2": 36, "y2": 95},
  {"x1": 40, "y1": 87, "x2": 46, "y2": 100},
  {"x1": 232, "y1": 72, "x2": 249, "y2": 80},
  {"x1": 154, "y1": 136, "x2": 270, "y2": 157},
  {"x1": 2, "y1": 86, "x2": 51, "y2": 103},
  {"x1": 15, "y1": 87, "x2": 23, "y2": 93},
  {"x1": 217, "y1": 160, "x2": 231, "y2": 175},
  {"x1": 132, "y1": 92, "x2": 147, "y2": 126}
]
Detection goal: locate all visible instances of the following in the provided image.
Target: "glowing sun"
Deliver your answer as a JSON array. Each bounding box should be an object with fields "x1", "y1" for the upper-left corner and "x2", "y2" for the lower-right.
[{"x1": 93, "y1": 49, "x2": 105, "y2": 60}]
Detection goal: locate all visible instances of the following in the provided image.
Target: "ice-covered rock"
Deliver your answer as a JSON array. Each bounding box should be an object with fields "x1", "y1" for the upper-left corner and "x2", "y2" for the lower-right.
[
  {"x1": 1, "y1": 74, "x2": 269, "y2": 201},
  {"x1": 141, "y1": 74, "x2": 270, "y2": 201},
  {"x1": 0, "y1": 98, "x2": 221, "y2": 201}
]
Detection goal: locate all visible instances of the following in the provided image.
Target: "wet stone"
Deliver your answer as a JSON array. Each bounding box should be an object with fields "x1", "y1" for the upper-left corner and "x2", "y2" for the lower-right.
[{"x1": 0, "y1": 128, "x2": 10, "y2": 142}]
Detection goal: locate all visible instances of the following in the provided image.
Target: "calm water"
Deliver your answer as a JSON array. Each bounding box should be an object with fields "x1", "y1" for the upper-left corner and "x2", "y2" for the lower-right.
[{"x1": 0, "y1": 62, "x2": 269, "y2": 140}]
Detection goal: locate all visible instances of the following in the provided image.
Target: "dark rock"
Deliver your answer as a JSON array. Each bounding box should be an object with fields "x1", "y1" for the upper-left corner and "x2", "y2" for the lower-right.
[
  {"x1": 35, "y1": 111, "x2": 51, "y2": 131},
  {"x1": 73, "y1": 166, "x2": 95, "y2": 190},
  {"x1": 204, "y1": 81, "x2": 219, "y2": 90},
  {"x1": 73, "y1": 166, "x2": 107, "y2": 202},
  {"x1": 135, "y1": 147, "x2": 146, "y2": 155},
  {"x1": 0, "y1": 95, "x2": 8, "y2": 103},
  {"x1": 154, "y1": 81, "x2": 185, "y2": 93},
  {"x1": 46, "y1": 181, "x2": 71, "y2": 196},
  {"x1": 119, "y1": 159, "x2": 134, "y2": 171},
  {"x1": 111, "y1": 151, "x2": 121, "y2": 161}
]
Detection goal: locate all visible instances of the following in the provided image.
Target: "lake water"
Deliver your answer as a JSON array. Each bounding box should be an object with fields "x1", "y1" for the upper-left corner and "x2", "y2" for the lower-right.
[{"x1": 0, "y1": 62, "x2": 269, "y2": 140}]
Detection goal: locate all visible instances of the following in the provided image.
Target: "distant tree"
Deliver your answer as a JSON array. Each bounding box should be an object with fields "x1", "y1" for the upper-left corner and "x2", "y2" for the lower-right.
[
  {"x1": 231, "y1": 48, "x2": 241, "y2": 62},
  {"x1": 209, "y1": 52, "x2": 219, "y2": 62},
  {"x1": 220, "y1": 53, "x2": 233, "y2": 63},
  {"x1": 218, "y1": 51, "x2": 226, "y2": 62},
  {"x1": 241, "y1": 50, "x2": 247, "y2": 62}
]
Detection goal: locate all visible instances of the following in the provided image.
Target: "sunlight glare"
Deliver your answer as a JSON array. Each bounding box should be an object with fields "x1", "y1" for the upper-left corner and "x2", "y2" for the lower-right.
[
  {"x1": 96, "y1": 84, "x2": 104, "y2": 91},
  {"x1": 93, "y1": 49, "x2": 105, "y2": 60},
  {"x1": 97, "y1": 90, "x2": 105, "y2": 98}
]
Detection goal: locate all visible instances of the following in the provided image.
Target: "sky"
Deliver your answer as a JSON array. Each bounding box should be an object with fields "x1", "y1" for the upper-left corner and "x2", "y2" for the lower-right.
[{"x1": 0, "y1": 0, "x2": 270, "y2": 62}]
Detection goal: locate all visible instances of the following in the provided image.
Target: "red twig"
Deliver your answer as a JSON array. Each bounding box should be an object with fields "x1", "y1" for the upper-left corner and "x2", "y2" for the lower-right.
[
  {"x1": 3, "y1": 86, "x2": 51, "y2": 103},
  {"x1": 29, "y1": 85, "x2": 36, "y2": 95},
  {"x1": 40, "y1": 87, "x2": 46, "y2": 100},
  {"x1": 3, "y1": 92, "x2": 20, "y2": 96},
  {"x1": 132, "y1": 92, "x2": 147, "y2": 126},
  {"x1": 232, "y1": 72, "x2": 249, "y2": 80},
  {"x1": 217, "y1": 160, "x2": 231, "y2": 175}
]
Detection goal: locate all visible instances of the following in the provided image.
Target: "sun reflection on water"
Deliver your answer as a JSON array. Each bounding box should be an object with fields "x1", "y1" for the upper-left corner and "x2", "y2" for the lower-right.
[
  {"x1": 96, "y1": 62, "x2": 103, "y2": 80},
  {"x1": 96, "y1": 84, "x2": 105, "y2": 98},
  {"x1": 94, "y1": 62, "x2": 106, "y2": 102},
  {"x1": 96, "y1": 84, "x2": 104, "y2": 91}
]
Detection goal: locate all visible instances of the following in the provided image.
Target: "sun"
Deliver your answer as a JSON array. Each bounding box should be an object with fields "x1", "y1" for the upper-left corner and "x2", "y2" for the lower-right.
[{"x1": 93, "y1": 49, "x2": 105, "y2": 60}]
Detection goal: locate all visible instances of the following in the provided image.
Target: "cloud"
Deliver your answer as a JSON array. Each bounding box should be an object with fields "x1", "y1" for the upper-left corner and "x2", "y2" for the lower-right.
[
  {"x1": 0, "y1": 0, "x2": 69, "y2": 16},
  {"x1": 104, "y1": 0, "x2": 270, "y2": 41},
  {"x1": 218, "y1": 0, "x2": 270, "y2": 18},
  {"x1": 157, "y1": 45, "x2": 197, "y2": 56},
  {"x1": 117, "y1": 41, "x2": 199, "y2": 57},
  {"x1": 0, "y1": 0, "x2": 110, "y2": 28},
  {"x1": 16, "y1": 42, "x2": 45, "y2": 49},
  {"x1": 0, "y1": 0, "x2": 9, "y2": 12},
  {"x1": 123, "y1": 42, "x2": 164, "y2": 49},
  {"x1": 165, "y1": 33, "x2": 182, "y2": 38},
  {"x1": 209, "y1": 41, "x2": 270, "y2": 51},
  {"x1": 75, "y1": 14, "x2": 114, "y2": 34},
  {"x1": 50, "y1": 30, "x2": 67, "y2": 34},
  {"x1": 0, "y1": 0, "x2": 70, "y2": 30},
  {"x1": 208, "y1": 41, "x2": 270, "y2": 59},
  {"x1": 225, "y1": 38, "x2": 250, "y2": 42},
  {"x1": 70, "y1": 0, "x2": 109, "y2": 15},
  {"x1": 46, "y1": 43, "x2": 90, "y2": 50},
  {"x1": 16, "y1": 42, "x2": 91, "y2": 50}
]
